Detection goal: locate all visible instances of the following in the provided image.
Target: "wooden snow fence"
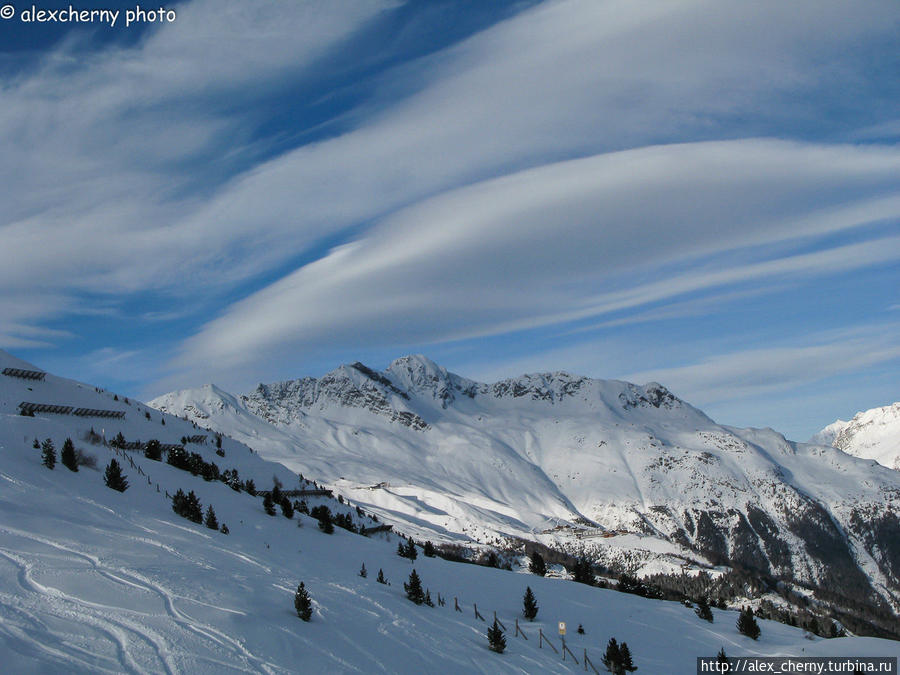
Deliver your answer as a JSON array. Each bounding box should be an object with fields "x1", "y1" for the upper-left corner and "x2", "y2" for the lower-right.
[
  {"x1": 3, "y1": 367, "x2": 45, "y2": 381},
  {"x1": 359, "y1": 524, "x2": 393, "y2": 536},
  {"x1": 73, "y1": 408, "x2": 125, "y2": 418},
  {"x1": 18, "y1": 402, "x2": 73, "y2": 415},
  {"x1": 17, "y1": 401, "x2": 124, "y2": 418}
]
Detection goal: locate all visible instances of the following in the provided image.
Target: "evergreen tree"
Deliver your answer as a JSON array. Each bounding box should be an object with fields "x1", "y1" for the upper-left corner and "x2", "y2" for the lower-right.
[
  {"x1": 376, "y1": 568, "x2": 387, "y2": 585},
  {"x1": 529, "y1": 550, "x2": 547, "y2": 576},
  {"x1": 204, "y1": 505, "x2": 218, "y2": 530},
  {"x1": 405, "y1": 537, "x2": 418, "y2": 561},
  {"x1": 110, "y1": 432, "x2": 126, "y2": 449},
  {"x1": 486, "y1": 551, "x2": 500, "y2": 568},
  {"x1": 696, "y1": 598, "x2": 714, "y2": 622},
  {"x1": 620, "y1": 642, "x2": 637, "y2": 672},
  {"x1": 806, "y1": 616, "x2": 820, "y2": 636},
  {"x1": 424, "y1": 589, "x2": 434, "y2": 607},
  {"x1": 572, "y1": 556, "x2": 595, "y2": 585},
  {"x1": 61, "y1": 438, "x2": 78, "y2": 472},
  {"x1": 103, "y1": 458, "x2": 129, "y2": 491},
  {"x1": 487, "y1": 618, "x2": 506, "y2": 653},
  {"x1": 737, "y1": 607, "x2": 761, "y2": 640},
  {"x1": 716, "y1": 647, "x2": 731, "y2": 673},
  {"x1": 270, "y1": 480, "x2": 282, "y2": 506},
  {"x1": 41, "y1": 439, "x2": 56, "y2": 469},
  {"x1": 280, "y1": 496, "x2": 294, "y2": 519},
  {"x1": 359, "y1": 563, "x2": 367, "y2": 578},
  {"x1": 423, "y1": 540, "x2": 436, "y2": 557},
  {"x1": 244, "y1": 479, "x2": 257, "y2": 496},
  {"x1": 172, "y1": 489, "x2": 187, "y2": 517},
  {"x1": 523, "y1": 586, "x2": 539, "y2": 621},
  {"x1": 144, "y1": 439, "x2": 162, "y2": 461},
  {"x1": 178, "y1": 490, "x2": 202, "y2": 522},
  {"x1": 404, "y1": 569, "x2": 425, "y2": 604},
  {"x1": 33, "y1": 438, "x2": 40, "y2": 449},
  {"x1": 397, "y1": 540, "x2": 406, "y2": 557},
  {"x1": 166, "y1": 445, "x2": 189, "y2": 470},
  {"x1": 263, "y1": 492, "x2": 276, "y2": 516},
  {"x1": 298, "y1": 499, "x2": 309, "y2": 514},
  {"x1": 602, "y1": 638, "x2": 622, "y2": 673},
  {"x1": 294, "y1": 582, "x2": 312, "y2": 621},
  {"x1": 310, "y1": 505, "x2": 334, "y2": 533}
]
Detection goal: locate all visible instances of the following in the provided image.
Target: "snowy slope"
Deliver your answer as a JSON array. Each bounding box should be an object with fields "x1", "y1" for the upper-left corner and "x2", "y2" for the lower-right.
[
  {"x1": 152, "y1": 356, "x2": 900, "y2": 618},
  {"x1": 7, "y1": 350, "x2": 898, "y2": 672},
  {"x1": 812, "y1": 403, "x2": 900, "y2": 471}
]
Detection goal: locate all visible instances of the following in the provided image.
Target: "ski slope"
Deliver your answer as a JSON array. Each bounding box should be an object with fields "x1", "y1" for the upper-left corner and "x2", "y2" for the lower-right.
[{"x1": 3, "y1": 349, "x2": 899, "y2": 672}]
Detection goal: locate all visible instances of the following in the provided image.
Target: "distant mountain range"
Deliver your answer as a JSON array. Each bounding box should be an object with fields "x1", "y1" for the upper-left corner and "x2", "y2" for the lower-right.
[
  {"x1": 811, "y1": 402, "x2": 900, "y2": 471},
  {"x1": 152, "y1": 355, "x2": 900, "y2": 618},
  {"x1": 2, "y1": 346, "x2": 898, "y2": 670}
]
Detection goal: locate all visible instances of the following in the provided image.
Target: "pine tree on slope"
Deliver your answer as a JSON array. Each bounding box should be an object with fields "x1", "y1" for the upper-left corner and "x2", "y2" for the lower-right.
[
  {"x1": 294, "y1": 582, "x2": 312, "y2": 621},
  {"x1": 41, "y1": 439, "x2": 56, "y2": 469},
  {"x1": 602, "y1": 638, "x2": 622, "y2": 673},
  {"x1": 696, "y1": 597, "x2": 714, "y2": 622},
  {"x1": 61, "y1": 438, "x2": 78, "y2": 472},
  {"x1": 204, "y1": 505, "x2": 218, "y2": 530},
  {"x1": 619, "y1": 642, "x2": 637, "y2": 672},
  {"x1": 104, "y1": 459, "x2": 128, "y2": 491},
  {"x1": 737, "y1": 607, "x2": 760, "y2": 640},
  {"x1": 529, "y1": 550, "x2": 546, "y2": 576},
  {"x1": 404, "y1": 569, "x2": 425, "y2": 605},
  {"x1": 487, "y1": 618, "x2": 506, "y2": 653},
  {"x1": 523, "y1": 586, "x2": 539, "y2": 621}
]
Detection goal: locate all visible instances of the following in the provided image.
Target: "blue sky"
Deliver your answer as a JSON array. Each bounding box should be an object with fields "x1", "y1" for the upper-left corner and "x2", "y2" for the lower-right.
[{"x1": 1, "y1": 0, "x2": 898, "y2": 441}]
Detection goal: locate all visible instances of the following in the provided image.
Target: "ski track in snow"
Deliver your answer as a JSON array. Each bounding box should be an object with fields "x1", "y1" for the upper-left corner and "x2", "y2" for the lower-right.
[{"x1": 0, "y1": 526, "x2": 279, "y2": 674}]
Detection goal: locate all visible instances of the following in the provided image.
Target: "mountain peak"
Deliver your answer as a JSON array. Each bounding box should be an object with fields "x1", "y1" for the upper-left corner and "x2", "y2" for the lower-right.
[
  {"x1": 816, "y1": 401, "x2": 900, "y2": 470},
  {"x1": 383, "y1": 354, "x2": 474, "y2": 407}
]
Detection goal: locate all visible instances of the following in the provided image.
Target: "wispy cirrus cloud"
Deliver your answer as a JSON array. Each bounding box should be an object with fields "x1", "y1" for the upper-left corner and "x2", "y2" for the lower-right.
[
  {"x1": 166, "y1": 139, "x2": 900, "y2": 389},
  {"x1": 621, "y1": 326, "x2": 900, "y2": 405}
]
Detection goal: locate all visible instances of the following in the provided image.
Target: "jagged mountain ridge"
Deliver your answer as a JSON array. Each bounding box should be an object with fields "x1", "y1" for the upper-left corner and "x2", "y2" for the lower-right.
[
  {"x1": 811, "y1": 402, "x2": 900, "y2": 471},
  {"x1": 152, "y1": 355, "x2": 900, "y2": 614}
]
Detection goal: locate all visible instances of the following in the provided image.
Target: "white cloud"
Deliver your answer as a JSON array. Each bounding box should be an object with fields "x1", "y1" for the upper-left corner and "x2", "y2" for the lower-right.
[
  {"x1": 621, "y1": 326, "x2": 900, "y2": 405},
  {"x1": 166, "y1": 139, "x2": 900, "y2": 388},
  {"x1": 0, "y1": 0, "x2": 394, "y2": 339},
  {"x1": 3, "y1": 0, "x2": 898, "y2": 340}
]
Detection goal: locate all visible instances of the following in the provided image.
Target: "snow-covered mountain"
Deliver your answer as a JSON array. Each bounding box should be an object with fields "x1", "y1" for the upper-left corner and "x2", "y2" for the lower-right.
[
  {"x1": 811, "y1": 403, "x2": 900, "y2": 471},
  {"x1": 152, "y1": 355, "x2": 900, "y2": 620},
  {"x1": 9, "y1": 349, "x2": 899, "y2": 671}
]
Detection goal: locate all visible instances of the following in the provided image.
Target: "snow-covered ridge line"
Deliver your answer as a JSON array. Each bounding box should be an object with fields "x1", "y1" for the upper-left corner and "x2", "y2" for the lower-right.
[
  {"x1": 152, "y1": 355, "x2": 900, "y2": 624},
  {"x1": 812, "y1": 402, "x2": 900, "y2": 471}
]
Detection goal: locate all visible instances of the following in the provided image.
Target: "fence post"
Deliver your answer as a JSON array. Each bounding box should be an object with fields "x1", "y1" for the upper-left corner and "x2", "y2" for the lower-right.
[
  {"x1": 493, "y1": 611, "x2": 506, "y2": 630},
  {"x1": 474, "y1": 603, "x2": 484, "y2": 621},
  {"x1": 538, "y1": 629, "x2": 558, "y2": 654},
  {"x1": 454, "y1": 597, "x2": 461, "y2": 612},
  {"x1": 515, "y1": 618, "x2": 528, "y2": 640}
]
